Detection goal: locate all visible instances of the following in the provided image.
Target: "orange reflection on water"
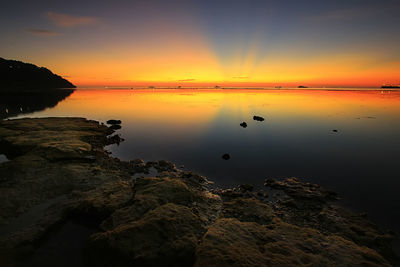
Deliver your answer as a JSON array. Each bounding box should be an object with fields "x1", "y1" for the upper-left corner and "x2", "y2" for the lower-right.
[
  {"x1": 50, "y1": 89, "x2": 400, "y2": 125},
  {"x1": 60, "y1": 89, "x2": 400, "y2": 117}
]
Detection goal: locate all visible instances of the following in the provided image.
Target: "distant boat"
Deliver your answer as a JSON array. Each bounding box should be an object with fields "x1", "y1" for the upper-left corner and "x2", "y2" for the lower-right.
[
  {"x1": 381, "y1": 84, "x2": 400, "y2": 88},
  {"x1": 298, "y1": 85, "x2": 308, "y2": 88}
]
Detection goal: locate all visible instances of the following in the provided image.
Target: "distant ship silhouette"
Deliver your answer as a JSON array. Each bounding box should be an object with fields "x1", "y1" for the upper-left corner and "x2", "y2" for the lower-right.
[{"x1": 381, "y1": 84, "x2": 400, "y2": 88}]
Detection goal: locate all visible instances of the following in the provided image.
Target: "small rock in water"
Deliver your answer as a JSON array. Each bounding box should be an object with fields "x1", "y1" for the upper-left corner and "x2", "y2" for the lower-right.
[
  {"x1": 109, "y1": 124, "x2": 122, "y2": 130},
  {"x1": 107, "y1": 119, "x2": 122, "y2": 125},
  {"x1": 332, "y1": 129, "x2": 338, "y2": 132},
  {"x1": 107, "y1": 134, "x2": 124, "y2": 145},
  {"x1": 240, "y1": 122, "x2": 248, "y2": 128},
  {"x1": 222, "y1": 154, "x2": 230, "y2": 160},
  {"x1": 253, "y1": 116, "x2": 265, "y2": 121}
]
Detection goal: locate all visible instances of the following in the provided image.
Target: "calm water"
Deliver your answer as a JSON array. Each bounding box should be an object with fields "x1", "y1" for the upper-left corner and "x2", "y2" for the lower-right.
[{"x1": 6, "y1": 88, "x2": 400, "y2": 235}]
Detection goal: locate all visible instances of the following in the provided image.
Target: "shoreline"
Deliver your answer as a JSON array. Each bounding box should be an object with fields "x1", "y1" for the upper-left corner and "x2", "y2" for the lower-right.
[{"x1": 0, "y1": 117, "x2": 398, "y2": 266}]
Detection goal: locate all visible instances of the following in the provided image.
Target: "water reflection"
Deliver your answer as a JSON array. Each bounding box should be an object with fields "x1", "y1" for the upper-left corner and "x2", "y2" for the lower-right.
[{"x1": 0, "y1": 89, "x2": 74, "y2": 119}]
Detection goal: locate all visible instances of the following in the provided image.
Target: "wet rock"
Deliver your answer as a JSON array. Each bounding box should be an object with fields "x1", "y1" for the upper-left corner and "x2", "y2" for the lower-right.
[
  {"x1": 240, "y1": 122, "x2": 247, "y2": 128},
  {"x1": 222, "y1": 154, "x2": 230, "y2": 160},
  {"x1": 253, "y1": 115, "x2": 265, "y2": 121},
  {"x1": 109, "y1": 124, "x2": 121, "y2": 130},
  {"x1": 264, "y1": 177, "x2": 338, "y2": 203},
  {"x1": 264, "y1": 177, "x2": 397, "y2": 262},
  {"x1": 106, "y1": 119, "x2": 121, "y2": 125},
  {"x1": 145, "y1": 160, "x2": 178, "y2": 173},
  {"x1": 106, "y1": 134, "x2": 124, "y2": 145}
]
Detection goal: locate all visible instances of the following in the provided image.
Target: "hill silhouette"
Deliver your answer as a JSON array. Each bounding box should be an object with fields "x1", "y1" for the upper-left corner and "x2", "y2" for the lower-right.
[{"x1": 0, "y1": 57, "x2": 76, "y2": 91}]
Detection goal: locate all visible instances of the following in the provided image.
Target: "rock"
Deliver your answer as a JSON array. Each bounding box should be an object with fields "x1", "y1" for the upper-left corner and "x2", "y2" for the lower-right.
[
  {"x1": 223, "y1": 190, "x2": 242, "y2": 199},
  {"x1": 89, "y1": 203, "x2": 206, "y2": 266},
  {"x1": 222, "y1": 198, "x2": 274, "y2": 224},
  {"x1": 106, "y1": 134, "x2": 124, "y2": 145},
  {"x1": 195, "y1": 218, "x2": 391, "y2": 266},
  {"x1": 86, "y1": 172, "x2": 222, "y2": 265},
  {"x1": 264, "y1": 177, "x2": 338, "y2": 203},
  {"x1": 239, "y1": 184, "x2": 254, "y2": 192},
  {"x1": 222, "y1": 154, "x2": 230, "y2": 160},
  {"x1": 264, "y1": 177, "x2": 397, "y2": 262},
  {"x1": 109, "y1": 124, "x2": 122, "y2": 130},
  {"x1": 106, "y1": 119, "x2": 121, "y2": 125},
  {"x1": 253, "y1": 115, "x2": 265, "y2": 121},
  {"x1": 240, "y1": 122, "x2": 247, "y2": 128}
]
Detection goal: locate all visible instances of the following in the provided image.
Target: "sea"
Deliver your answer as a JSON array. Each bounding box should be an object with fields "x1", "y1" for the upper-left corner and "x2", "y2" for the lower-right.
[{"x1": 2, "y1": 87, "x2": 400, "y2": 238}]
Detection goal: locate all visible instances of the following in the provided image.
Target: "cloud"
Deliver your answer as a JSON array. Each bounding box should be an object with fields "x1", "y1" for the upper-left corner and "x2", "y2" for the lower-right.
[
  {"x1": 26, "y1": 28, "x2": 61, "y2": 36},
  {"x1": 178, "y1": 79, "x2": 196, "y2": 82},
  {"x1": 232, "y1": 76, "x2": 249, "y2": 79},
  {"x1": 46, "y1": 12, "x2": 99, "y2": 27}
]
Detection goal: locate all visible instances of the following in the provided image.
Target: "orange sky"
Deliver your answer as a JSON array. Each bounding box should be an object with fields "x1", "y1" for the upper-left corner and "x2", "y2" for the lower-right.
[{"x1": 1, "y1": 1, "x2": 399, "y2": 88}]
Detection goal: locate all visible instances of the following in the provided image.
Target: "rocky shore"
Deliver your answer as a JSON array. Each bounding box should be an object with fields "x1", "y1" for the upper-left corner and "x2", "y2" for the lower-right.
[{"x1": 0, "y1": 117, "x2": 398, "y2": 266}]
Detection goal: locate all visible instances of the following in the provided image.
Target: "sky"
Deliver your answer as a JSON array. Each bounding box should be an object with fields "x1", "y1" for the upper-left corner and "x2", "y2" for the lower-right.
[{"x1": 1, "y1": 0, "x2": 399, "y2": 87}]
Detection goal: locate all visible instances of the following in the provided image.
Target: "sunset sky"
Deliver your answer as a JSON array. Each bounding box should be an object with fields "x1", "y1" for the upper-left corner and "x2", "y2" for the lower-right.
[{"x1": 1, "y1": 0, "x2": 399, "y2": 87}]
